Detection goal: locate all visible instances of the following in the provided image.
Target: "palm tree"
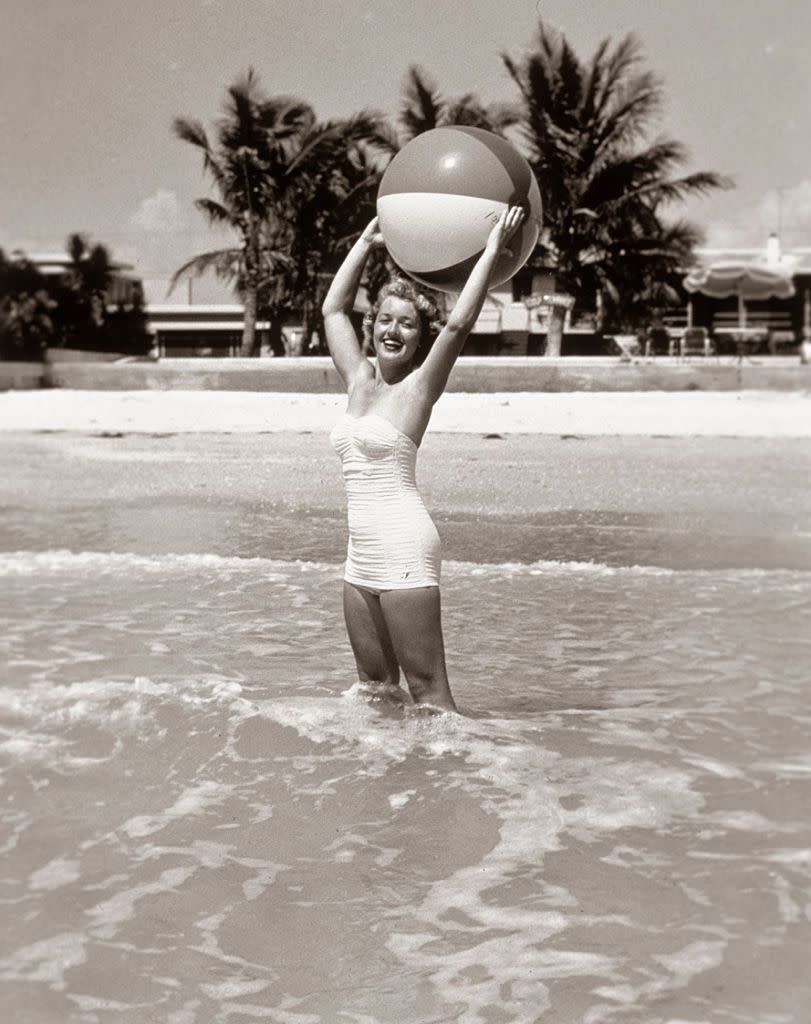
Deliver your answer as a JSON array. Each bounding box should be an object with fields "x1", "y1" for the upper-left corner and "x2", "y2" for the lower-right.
[
  {"x1": 172, "y1": 70, "x2": 313, "y2": 355},
  {"x1": 0, "y1": 250, "x2": 56, "y2": 359},
  {"x1": 174, "y1": 71, "x2": 386, "y2": 356},
  {"x1": 285, "y1": 119, "x2": 389, "y2": 351},
  {"x1": 503, "y1": 21, "x2": 729, "y2": 355},
  {"x1": 51, "y1": 234, "x2": 115, "y2": 349},
  {"x1": 398, "y1": 65, "x2": 518, "y2": 142}
]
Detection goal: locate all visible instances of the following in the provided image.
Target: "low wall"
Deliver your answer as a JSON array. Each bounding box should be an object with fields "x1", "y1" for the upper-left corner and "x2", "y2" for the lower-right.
[
  {"x1": 3, "y1": 356, "x2": 810, "y2": 393},
  {"x1": 0, "y1": 362, "x2": 45, "y2": 390}
]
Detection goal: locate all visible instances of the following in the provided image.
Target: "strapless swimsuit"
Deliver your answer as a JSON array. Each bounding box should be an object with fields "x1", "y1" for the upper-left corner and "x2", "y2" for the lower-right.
[{"x1": 329, "y1": 412, "x2": 441, "y2": 592}]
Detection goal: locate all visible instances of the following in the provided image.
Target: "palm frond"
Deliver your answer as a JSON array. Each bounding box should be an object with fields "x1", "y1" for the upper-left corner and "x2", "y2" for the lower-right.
[
  {"x1": 400, "y1": 65, "x2": 444, "y2": 139},
  {"x1": 172, "y1": 116, "x2": 210, "y2": 152},
  {"x1": 173, "y1": 116, "x2": 227, "y2": 190},
  {"x1": 285, "y1": 111, "x2": 386, "y2": 177},
  {"x1": 593, "y1": 70, "x2": 662, "y2": 155},
  {"x1": 168, "y1": 248, "x2": 241, "y2": 293},
  {"x1": 192, "y1": 197, "x2": 237, "y2": 229}
]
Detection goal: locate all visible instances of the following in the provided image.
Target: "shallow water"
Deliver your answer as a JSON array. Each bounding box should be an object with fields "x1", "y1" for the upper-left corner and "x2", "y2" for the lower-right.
[{"x1": 2, "y1": 541, "x2": 810, "y2": 1023}]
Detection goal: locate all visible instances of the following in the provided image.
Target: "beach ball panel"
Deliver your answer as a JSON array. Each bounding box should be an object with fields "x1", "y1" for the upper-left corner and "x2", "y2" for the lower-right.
[
  {"x1": 445, "y1": 126, "x2": 534, "y2": 202},
  {"x1": 390, "y1": 213, "x2": 542, "y2": 293},
  {"x1": 406, "y1": 251, "x2": 484, "y2": 292},
  {"x1": 377, "y1": 193, "x2": 508, "y2": 272},
  {"x1": 378, "y1": 128, "x2": 518, "y2": 204}
]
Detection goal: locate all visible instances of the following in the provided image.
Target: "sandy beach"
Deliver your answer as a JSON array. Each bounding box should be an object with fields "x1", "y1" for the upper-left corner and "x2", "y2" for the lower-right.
[{"x1": 2, "y1": 387, "x2": 811, "y2": 437}]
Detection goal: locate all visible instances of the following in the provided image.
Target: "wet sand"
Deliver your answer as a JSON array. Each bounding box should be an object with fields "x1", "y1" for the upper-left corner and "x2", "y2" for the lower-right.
[{"x1": 2, "y1": 428, "x2": 810, "y2": 570}]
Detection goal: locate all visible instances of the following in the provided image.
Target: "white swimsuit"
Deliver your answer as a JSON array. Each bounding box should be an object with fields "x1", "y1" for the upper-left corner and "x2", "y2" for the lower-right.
[{"x1": 329, "y1": 412, "x2": 441, "y2": 592}]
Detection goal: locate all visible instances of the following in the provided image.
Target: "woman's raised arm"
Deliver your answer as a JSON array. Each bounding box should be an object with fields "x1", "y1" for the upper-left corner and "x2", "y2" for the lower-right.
[
  {"x1": 416, "y1": 207, "x2": 525, "y2": 404},
  {"x1": 321, "y1": 218, "x2": 384, "y2": 388}
]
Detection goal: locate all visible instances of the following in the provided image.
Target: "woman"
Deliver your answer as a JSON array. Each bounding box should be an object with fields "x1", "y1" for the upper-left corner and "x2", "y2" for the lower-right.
[{"x1": 322, "y1": 207, "x2": 525, "y2": 713}]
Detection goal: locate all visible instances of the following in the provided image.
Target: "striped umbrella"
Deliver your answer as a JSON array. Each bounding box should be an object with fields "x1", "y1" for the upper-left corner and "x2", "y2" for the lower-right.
[{"x1": 683, "y1": 260, "x2": 795, "y2": 327}]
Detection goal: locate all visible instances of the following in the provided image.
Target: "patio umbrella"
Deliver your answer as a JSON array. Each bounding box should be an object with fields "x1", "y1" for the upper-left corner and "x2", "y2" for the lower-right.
[{"x1": 682, "y1": 260, "x2": 795, "y2": 327}]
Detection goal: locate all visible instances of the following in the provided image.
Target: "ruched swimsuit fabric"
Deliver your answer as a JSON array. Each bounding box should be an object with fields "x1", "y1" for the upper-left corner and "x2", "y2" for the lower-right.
[{"x1": 329, "y1": 413, "x2": 441, "y2": 591}]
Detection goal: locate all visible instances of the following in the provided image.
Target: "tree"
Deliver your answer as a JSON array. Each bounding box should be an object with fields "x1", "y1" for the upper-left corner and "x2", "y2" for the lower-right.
[
  {"x1": 599, "y1": 219, "x2": 703, "y2": 335},
  {"x1": 285, "y1": 119, "x2": 389, "y2": 352},
  {"x1": 54, "y1": 233, "x2": 114, "y2": 349},
  {"x1": 398, "y1": 65, "x2": 518, "y2": 142},
  {"x1": 0, "y1": 250, "x2": 55, "y2": 360},
  {"x1": 173, "y1": 71, "x2": 386, "y2": 356},
  {"x1": 2, "y1": 240, "x2": 151, "y2": 358},
  {"x1": 503, "y1": 21, "x2": 729, "y2": 355},
  {"x1": 172, "y1": 70, "x2": 311, "y2": 356}
]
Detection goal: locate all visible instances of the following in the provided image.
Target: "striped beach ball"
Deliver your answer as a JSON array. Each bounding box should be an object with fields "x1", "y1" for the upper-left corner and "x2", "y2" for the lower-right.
[{"x1": 376, "y1": 126, "x2": 542, "y2": 293}]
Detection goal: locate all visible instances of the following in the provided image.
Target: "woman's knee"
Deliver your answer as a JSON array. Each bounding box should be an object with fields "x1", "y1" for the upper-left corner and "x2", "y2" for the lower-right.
[
  {"x1": 343, "y1": 583, "x2": 400, "y2": 684},
  {"x1": 380, "y1": 589, "x2": 446, "y2": 676}
]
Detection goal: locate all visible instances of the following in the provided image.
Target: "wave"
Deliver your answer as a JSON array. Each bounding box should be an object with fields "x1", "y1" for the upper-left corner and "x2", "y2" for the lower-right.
[
  {"x1": 1, "y1": 548, "x2": 809, "y2": 580},
  {"x1": 0, "y1": 549, "x2": 327, "y2": 577}
]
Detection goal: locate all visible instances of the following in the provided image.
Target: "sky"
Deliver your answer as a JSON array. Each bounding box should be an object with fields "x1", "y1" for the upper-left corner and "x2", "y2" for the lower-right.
[{"x1": 3, "y1": 0, "x2": 811, "y2": 297}]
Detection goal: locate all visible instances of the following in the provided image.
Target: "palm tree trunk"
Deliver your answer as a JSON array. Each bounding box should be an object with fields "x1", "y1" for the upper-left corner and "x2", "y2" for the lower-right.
[
  {"x1": 240, "y1": 288, "x2": 258, "y2": 357},
  {"x1": 545, "y1": 304, "x2": 567, "y2": 357},
  {"x1": 268, "y1": 318, "x2": 286, "y2": 357}
]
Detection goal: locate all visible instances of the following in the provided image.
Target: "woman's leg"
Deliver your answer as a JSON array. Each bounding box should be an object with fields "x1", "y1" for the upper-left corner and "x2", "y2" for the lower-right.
[
  {"x1": 379, "y1": 587, "x2": 457, "y2": 712},
  {"x1": 342, "y1": 582, "x2": 401, "y2": 691}
]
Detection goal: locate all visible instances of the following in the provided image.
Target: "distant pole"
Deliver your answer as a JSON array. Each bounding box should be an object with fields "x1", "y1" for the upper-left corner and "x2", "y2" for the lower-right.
[
  {"x1": 187, "y1": 278, "x2": 193, "y2": 305},
  {"x1": 778, "y1": 187, "x2": 784, "y2": 241}
]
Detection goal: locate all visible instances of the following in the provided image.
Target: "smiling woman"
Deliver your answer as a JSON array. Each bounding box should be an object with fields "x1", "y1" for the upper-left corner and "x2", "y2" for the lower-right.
[
  {"x1": 362, "y1": 278, "x2": 444, "y2": 366},
  {"x1": 321, "y1": 209, "x2": 524, "y2": 713}
]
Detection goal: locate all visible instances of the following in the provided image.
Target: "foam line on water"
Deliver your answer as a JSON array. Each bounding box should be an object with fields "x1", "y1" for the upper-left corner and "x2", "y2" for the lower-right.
[
  {"x1": 0, "y1": 549, "x2": 333, "y2": 577},
  {"x1": 2, "y1": 548, "x2": 809, "y2": 580},
  {"x1": 256, "y1": 692, "x2": 716, "y2": 1022}
]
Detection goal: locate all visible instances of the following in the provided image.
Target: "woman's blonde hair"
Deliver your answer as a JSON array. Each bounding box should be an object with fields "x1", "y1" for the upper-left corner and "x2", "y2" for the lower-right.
[{"x1": 362, "y1": 277, "x2": 444, "y2": 364}]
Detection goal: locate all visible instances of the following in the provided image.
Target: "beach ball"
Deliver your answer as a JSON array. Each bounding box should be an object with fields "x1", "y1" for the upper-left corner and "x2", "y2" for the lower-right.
[{"x1": 376, "y1": 126, "x2": 542, "y2": 293}]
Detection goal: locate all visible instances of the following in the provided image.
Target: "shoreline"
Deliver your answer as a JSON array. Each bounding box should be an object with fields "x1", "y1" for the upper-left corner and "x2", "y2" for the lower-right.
[
  {"x1": 2, "y1": 388, "x2": 811, "y2": 438},
  {"x1": 3, "y1": 430, "x2": 810, "y2": 571}
]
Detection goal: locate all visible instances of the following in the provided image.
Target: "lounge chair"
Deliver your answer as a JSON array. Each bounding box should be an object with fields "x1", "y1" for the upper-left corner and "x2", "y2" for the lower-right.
[
  {"x1": 767, "y1": 329, "x2": 797, "y2": 355},
  {"x1": 679, "y1": 326, "x2": 715, "y2": 361}
]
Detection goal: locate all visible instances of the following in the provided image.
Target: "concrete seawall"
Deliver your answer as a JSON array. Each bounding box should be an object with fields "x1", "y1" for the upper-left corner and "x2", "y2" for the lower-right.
[{"x1": 2, "y1": 356, "x2": 810, "y2": 393}]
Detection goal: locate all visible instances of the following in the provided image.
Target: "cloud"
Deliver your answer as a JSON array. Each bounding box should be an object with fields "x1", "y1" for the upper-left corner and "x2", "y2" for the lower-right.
[
  {"x1": 130, "y1": 189, "x2": 187, "y2": 234},
  {"x1": 705, "y1": 179, "x2": 811, "y2": 249}
]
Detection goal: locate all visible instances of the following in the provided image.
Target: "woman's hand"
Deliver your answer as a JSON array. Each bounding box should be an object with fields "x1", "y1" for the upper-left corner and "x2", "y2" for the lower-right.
[
  {"x1": 360, "y1": 216, "x2": 385, "y2": 247},
  {"x1": 485, "y1": 206, "x2": 525, "y2": 256}
]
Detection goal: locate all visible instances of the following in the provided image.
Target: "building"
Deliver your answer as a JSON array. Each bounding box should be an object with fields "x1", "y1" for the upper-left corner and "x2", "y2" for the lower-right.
[
  {"x1": 24, "y1": 253, "x2": 143, "y2": 308},
  {"x1": 38, "y1": 236, "x2": 803, "y2": 358}
]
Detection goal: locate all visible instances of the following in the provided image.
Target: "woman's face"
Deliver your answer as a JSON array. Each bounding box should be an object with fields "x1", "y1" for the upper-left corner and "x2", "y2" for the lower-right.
[{"x1": 373, "y1": 296, "x2": 422, "y2": 366}]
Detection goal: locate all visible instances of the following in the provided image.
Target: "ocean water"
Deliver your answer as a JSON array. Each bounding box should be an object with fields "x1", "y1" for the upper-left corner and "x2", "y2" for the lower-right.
[{"x1": 1, "y1": 531, "x2": 810, "y2": 1023}]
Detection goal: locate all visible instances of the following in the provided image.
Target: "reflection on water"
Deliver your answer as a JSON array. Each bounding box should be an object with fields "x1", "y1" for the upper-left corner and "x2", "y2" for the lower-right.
[{"x1": 1, "y1": 550, "x2": 809, "y2": 1022}]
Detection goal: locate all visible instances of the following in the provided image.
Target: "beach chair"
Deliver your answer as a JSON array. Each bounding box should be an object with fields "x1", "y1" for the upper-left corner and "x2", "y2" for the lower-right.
[
  {"x1": 767, "y1": 329, "x2": 797, "y2": 355},
  {"x1": 644, "y1": 326, "x2": 675, "y2": 359},
  {"x1": 678, "y1": 326, "x2": 715, "y2": 361},
  {"x1": 612, "y1": 333, "x2": 642, "y2": 362}
]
